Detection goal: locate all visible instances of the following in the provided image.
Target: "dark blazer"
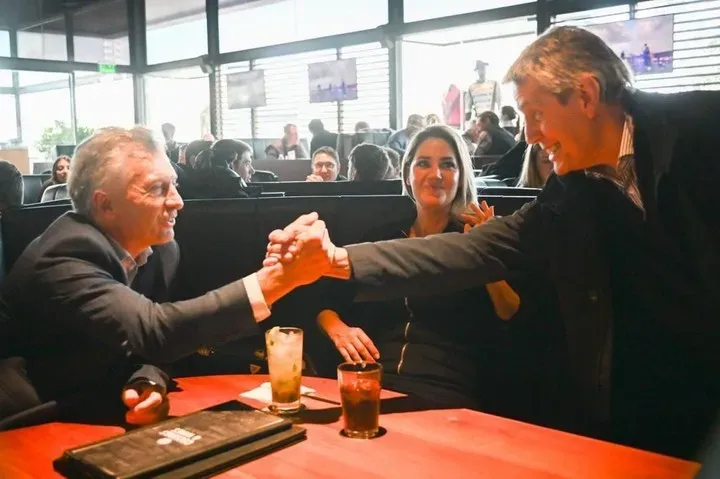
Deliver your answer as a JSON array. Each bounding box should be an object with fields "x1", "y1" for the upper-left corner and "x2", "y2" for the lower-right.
[
  {"x1": 0, "y1": 212, "x2": 260, "y2": 406},
  {"x1": 344, "y1": 89, "x2": 720, "y2": 458},
  {"x1": 310, "y1": 130, "x2": 339, "y2": 156}
]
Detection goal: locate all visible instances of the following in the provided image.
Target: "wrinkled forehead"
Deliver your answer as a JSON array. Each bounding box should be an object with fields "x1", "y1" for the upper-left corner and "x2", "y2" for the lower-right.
[
  {"x1": 313, "y1": 153, "x2": 336, "y2": 165},
  {"x1": 121, "y1": 147, "x2": 175, "y2": 184}
]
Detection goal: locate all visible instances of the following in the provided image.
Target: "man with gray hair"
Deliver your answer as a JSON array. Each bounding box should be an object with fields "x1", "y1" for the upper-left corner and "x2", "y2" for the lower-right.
[
  {"x1": 0, "y1": 126, "x2": 331, "y2": 427},
  {"x1": 265, "y1": 26, "x2": 720, "y2": 459}
]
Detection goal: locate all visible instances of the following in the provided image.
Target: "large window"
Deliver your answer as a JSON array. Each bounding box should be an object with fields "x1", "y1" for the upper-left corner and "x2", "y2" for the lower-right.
[
  {"x1": 339, "y1": 43, "x2": 390, "y2": 132},
  {"x1": 0, "y1": 95, "x2": 17, "y2": 143},
  {"x1": 75, "y1": 72, "x2": 135, "y2": 131},
  {"x1": 553, "y1": 1, "x2": 720, "y2": 94},
  {"x1": 253, "y1": 49, "x2": 338, "y2": 139},
  {"x1": 635, "y1": 0, "x2": 720, "y2": 93},
  {"x1": 72, "y1": 0, "x2": 130, "y2": 65},
  {"x1": 146, "y1": 0, "x2": 207, "y2": 65},
  {"x1": 219, "y1": 0, "x2": 387, "y2": 53},
  {"x1": 0, "y1": 30, "x2": 9, "y2": 57},
  {"x1": 404, "y1": 0, "x2": 532, "y2": 23},
  {"x1": 401, "y1": 17, "x2": 536, "y2": 126},
  {"x1": 17, "y1": 20, "x2": 68, "y2": 61},
  {"x1": 18, "y1": 72, "x2": 72, "y2": 163},
  {"x1": 145, "y1": 68, "x2": 210, "y2": 142}
]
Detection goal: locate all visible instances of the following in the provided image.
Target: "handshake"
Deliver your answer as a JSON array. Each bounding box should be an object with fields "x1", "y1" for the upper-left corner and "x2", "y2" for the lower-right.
[{"x1": 263, "y1": 212, "x2": 350, "y2": 286}]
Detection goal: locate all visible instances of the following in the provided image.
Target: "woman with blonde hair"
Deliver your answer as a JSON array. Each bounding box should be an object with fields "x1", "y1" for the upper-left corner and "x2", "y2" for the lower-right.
[
  {"x1": 316, "y1": 124, "x2": 520, "y2": 409},
  {"x1": 517, "y1": 143, "x2": 553, "y2": 188}
]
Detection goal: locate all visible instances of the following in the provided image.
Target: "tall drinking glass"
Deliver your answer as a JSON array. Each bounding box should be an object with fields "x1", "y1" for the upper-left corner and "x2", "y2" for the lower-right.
[
  {"x1": 265, "y1": 326, "x2": 303, "y2": 414},
  {"x1": 337, "y1": 362, "x2": 382, "y2": 438}
]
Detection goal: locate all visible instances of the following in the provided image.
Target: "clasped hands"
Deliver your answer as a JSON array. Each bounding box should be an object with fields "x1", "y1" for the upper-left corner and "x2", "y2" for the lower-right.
[{"x1": 263, "y1": 212, "x2": 342, "y2": 285}]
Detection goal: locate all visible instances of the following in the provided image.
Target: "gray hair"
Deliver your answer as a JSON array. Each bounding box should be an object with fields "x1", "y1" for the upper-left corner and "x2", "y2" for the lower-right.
[
  {"x1": 68, "y1": 126, "x2": 165, "y2": 215},
  {"x1": 401, "y1": 124, "x2": 477, "y2": 219},
  {"x1": 504, "y1": 26, "x2": 631, "y2": 104}
]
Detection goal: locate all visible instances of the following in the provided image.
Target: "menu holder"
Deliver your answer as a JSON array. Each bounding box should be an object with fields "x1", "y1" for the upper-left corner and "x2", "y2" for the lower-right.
[{"x1": 53, "y1": 400, "x2": 306, "y2": 478}]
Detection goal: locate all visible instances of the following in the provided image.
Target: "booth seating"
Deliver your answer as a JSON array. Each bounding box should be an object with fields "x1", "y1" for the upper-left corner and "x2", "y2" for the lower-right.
[
  {"x1": 40, "y1": 183, "x2": 69, "y2": 203},
  {"x1": 251, "y1": 159, "x2": 312, "y2": 181},
  {"x1": 479, "y1": 186, "x2": 542, "y2": 197},
  {"x1": 0, "y1": 193, "x2": 537, "y2": 377},
  {"x1": 253, "y1": 179, "x2": 403, "y2": 197},
  {"x1": 472, "y1": 155, "x2": 503, "y2": 170},
  {"x1": 21, "y1": 175, "x2": 50, "y2": 205},
  {"x1": 251, "y1": 170, "x2": 279, "y2": 182}
]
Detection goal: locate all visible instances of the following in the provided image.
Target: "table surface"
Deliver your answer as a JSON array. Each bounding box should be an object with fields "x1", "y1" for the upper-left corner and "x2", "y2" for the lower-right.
[{"x1": 0, "y1": 375, "x2": 701, "y2": 479}]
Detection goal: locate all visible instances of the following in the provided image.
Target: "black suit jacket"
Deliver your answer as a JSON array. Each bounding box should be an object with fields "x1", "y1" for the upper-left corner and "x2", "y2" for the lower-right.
[
  {"x1": 0, "y1": 212, "x2": 260, "y2": 405},
  {"x1": 310, "y1": 130, "x2": 339, "y2": 156},
  {"x1": 344, "y1": 89, "x2": 720, "y2": 457}
]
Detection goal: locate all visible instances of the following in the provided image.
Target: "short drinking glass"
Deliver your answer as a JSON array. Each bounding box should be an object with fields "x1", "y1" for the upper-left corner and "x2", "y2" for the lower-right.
[
  {"x1": 337, "y1": 362, "x2": 382, "y2": 438},
  {"x1": 265, "y1": 327, "x2": 303, "y2": 414}
]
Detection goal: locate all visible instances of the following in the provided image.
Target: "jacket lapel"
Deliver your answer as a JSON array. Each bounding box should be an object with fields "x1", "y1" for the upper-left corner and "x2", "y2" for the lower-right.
[{"x1": 622, "y1": 90, "x2": 679, "y2": 224}]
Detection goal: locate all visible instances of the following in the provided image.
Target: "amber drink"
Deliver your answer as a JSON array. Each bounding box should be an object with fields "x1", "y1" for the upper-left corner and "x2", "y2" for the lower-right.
[{"x1": 338, "y1": 362, "x2": 382, "y2": 438}]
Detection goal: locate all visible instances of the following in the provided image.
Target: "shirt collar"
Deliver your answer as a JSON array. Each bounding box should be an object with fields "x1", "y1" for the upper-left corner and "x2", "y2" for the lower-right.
[
  {"x1": 106, "y1": 236, "x2": 153, "y2": 280},
  {"x1": 618, "y1": 115, "x2": 635, "y2": 159}
]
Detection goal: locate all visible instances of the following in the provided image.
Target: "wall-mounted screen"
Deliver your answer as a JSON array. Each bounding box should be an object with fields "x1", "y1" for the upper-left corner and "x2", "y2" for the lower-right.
[
  {"x1": 585, "y1": 15, "x2": 674, "y2": 76},
  {"x1": 226, "y1": 69, "x2": 267, "y2": 109},
  {"x1": 308, "y1": 58, "x2": 358, "y2": 103}
]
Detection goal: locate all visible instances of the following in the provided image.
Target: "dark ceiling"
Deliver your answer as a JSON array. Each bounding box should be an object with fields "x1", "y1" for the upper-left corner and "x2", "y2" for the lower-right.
[{"x1": 0, "y1": 0, "x2": 266, "y2": 37}]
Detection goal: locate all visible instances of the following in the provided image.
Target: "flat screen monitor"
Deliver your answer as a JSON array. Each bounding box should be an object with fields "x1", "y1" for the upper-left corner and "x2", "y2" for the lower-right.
[
  {"x1": 584, "y1": 15, "x2": 674, "y2": 76},
  {"x1": 308, "y1": 58, "x2": 358, "y2": 103},
  {"x1": 226, "y1": 70, "x2": 267, "y2": 109}
]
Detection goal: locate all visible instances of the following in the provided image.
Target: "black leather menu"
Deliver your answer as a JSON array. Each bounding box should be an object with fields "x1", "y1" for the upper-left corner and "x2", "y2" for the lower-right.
[{"x1": 53, "y1": 400, "x2": 306, "y2": 478}]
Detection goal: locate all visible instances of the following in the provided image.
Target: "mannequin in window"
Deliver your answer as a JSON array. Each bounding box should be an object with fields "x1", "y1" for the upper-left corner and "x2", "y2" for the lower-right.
[{"x1": 465, "y1": 60, "x2": 500, "y2": 122}]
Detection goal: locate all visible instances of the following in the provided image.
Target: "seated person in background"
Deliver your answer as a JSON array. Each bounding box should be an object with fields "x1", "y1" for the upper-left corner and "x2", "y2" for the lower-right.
[
  {"x1": 482, "y1": 126, "x2": 527, "y2": 182},
  {"x1": 425, "y1": 113, "x2": 441, "y2": 125},
  {"x1": 316, "y1": 125, "x2": 521, "y2": 409},
  {"x1": 500, "y1": 105, "x2": 520, "y2": 137},
  {"x1": 0, "y1": 160, "x2": 23, "y2": 213},
  {"x1": 383, "y1": 147, "x2": 400, "y2": 178},
  {"x1": 461, "y1": 119, "x2": 480, "y2": 156},
  {"x1": 348, "y1": 143, "x2": 394, "y2": 181},
  {"x1": 217, "y1": 139, "x2": 255, "y2": 184},
  {"x1": 0, "y1": 126, "x2": 325, "y2": 426},
  {"x1": 386, "y1": 114, "x2": 426, "y2": 158},
  {"x1": 161, "y1": 123, "x2": 180, "y2": 162},
  {"x1": 517, "y1": 143, "x2": 553, "y2": 188},
  {"x1": 38, "y1": 155, "x2": 71, "y2": 201},
  {"x1": 474, "y1": 111, "x2": 517, "y2": 156},
  {"x1": 306, "y1": 146, "x2": 345, "y2": 182},
  {"x1": 265, "y1": 123, "x2": 309, "y2": 160},
  {"x1": 308, "y1": 119, "x2": 338, "y2": 155},
  {"x1": 354, "y1": 121, "x2": 370, "y2": 132},
  {"x1": 181, "y1": 139, "x2": 213, "y2": 169}
]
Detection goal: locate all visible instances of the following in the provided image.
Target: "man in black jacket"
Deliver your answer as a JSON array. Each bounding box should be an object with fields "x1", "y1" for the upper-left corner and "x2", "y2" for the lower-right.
[
  {"x1": 267, "y1": 26, "x2": 720, "y2": 459},
  {"x1": 0, "y1": 126, "x2": 330, "y2": 427},
  {"x1": 308, "y1": 119, "x2": 338, "y2": 156}
]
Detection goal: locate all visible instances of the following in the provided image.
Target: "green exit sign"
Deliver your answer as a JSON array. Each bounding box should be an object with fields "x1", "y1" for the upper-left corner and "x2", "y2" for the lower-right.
[{"x1": 97, "y1": 63, "x2": 117, "y2": 74}]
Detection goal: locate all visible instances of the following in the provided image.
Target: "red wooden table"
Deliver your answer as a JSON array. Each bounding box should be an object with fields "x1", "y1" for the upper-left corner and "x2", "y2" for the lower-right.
[{"x1": 0, "y1": 375, "x2": 701, "y2": 479}]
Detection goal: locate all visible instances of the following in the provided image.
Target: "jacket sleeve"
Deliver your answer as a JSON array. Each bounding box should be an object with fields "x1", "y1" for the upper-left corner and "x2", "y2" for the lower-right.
[
  {"x1": 33, "y1": 235, "x2": 260, "y2": 364},
  {"x1": 126, "y1": 364, "x2": 171, "y2": 393},
  {"x1": 346, "y1": 201, "x2": 545, "y2": 302}
]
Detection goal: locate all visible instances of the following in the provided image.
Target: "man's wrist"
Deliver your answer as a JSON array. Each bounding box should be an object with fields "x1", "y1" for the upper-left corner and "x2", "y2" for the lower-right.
[
  {"x1": 256, "y1": 264, "x2": 295, "y2": 307},
  {"x1": 124, "y1": 379, "x2": 166, "y2": 395},
  {"x1": 325, "y1": 247, "x2": 351, "y2": 279}
]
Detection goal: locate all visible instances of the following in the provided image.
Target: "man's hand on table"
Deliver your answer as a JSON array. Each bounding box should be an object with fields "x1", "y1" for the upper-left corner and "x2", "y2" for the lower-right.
[{"x1": 122, "y1": 380, "x2": 169, "y2": 426}]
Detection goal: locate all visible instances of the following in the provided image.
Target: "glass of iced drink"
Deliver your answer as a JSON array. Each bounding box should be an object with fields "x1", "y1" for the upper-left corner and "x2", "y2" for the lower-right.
[
  {"x1": 337, "y1": 362, "x2": 383, "y2": 438},
  {"x1": 265, "y1": 326, "x2": 303, "y2": 414}
]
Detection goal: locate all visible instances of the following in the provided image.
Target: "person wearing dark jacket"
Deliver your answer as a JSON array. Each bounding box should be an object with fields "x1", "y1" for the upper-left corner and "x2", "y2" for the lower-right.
[
  {"x1": 316, "y1": 125, "x2": 525, "y2": 410},
  {"x1": 267, "y1": 27, "x2": 720, "y2": 460},
  {"x1": 386, "y1": 114, "x2": 426, "y2": 158},
  {"x1": 308, "y1": 119, "x2": 338, "y2": 155},
  {"x1": 0, "y1": 127, "x2": 336, "y2": 427},
  {"x1": 474, "y1": 111, "x2": 517, "y2": 156}
]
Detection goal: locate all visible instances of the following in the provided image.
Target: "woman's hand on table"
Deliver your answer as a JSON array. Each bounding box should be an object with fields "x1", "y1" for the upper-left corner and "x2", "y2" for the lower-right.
[{"x1": 317, "y1": 310, "x2": 380, "y2": 363}]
